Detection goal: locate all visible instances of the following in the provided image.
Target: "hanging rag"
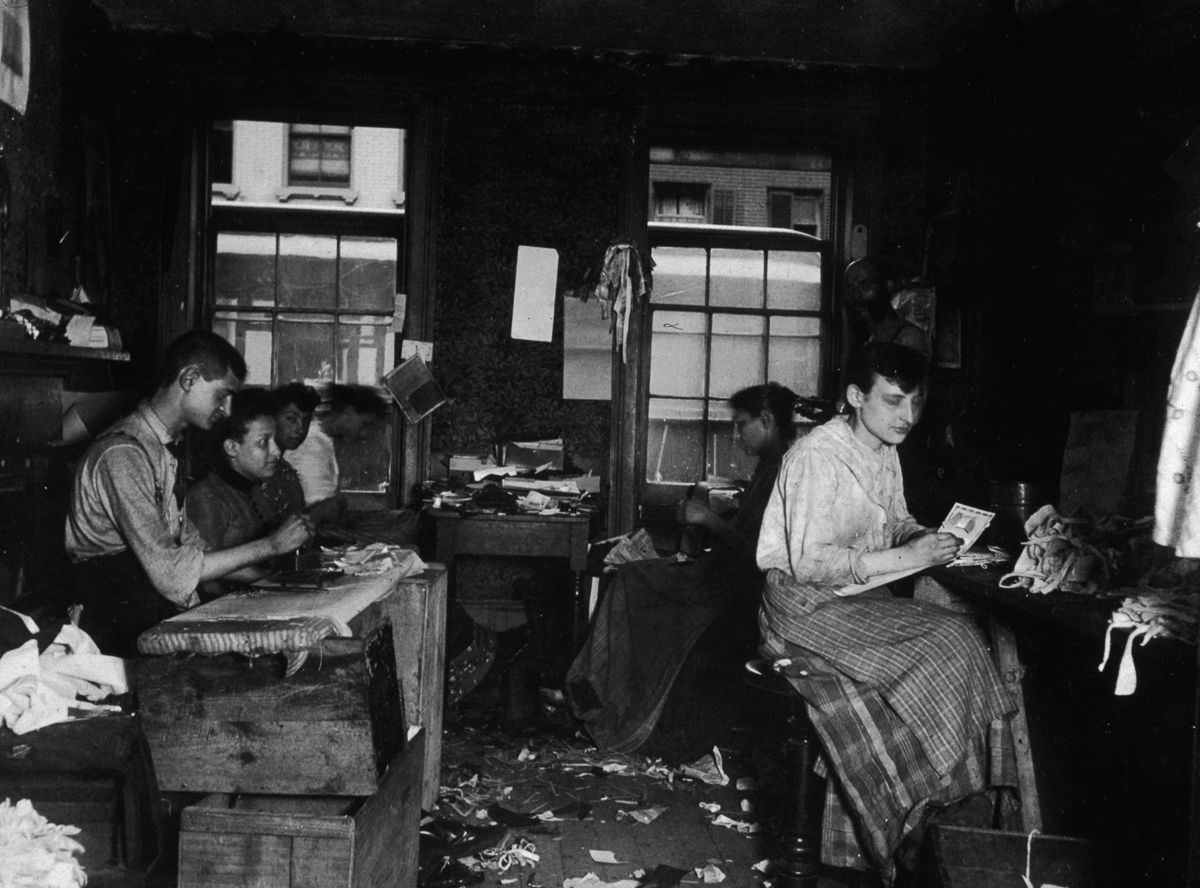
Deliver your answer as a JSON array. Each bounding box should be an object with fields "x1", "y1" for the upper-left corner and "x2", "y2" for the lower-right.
[
  {"x1": 1153, "y1": 288, "x2": 1200, "y2": 555},
  {"x1": 592, "y1": 243, "x2": 648, "y2": 363}
]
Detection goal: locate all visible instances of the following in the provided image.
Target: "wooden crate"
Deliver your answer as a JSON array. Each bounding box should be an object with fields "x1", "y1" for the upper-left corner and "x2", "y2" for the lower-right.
[
  {"x1": 0, "y1": 715, "x2": 163, "y2": 881},
  {"x1": 134, "y1": 627, "x2": 404, "y2": 796},
  {"x1": 178, "y1": 729, "x2": 423, "y2": 888},
  {"x1": 355, "y1": 565, "x2": 448, "y2": 808},
  {"x1": 917, "y1": 825, "x2": 1114, "y2": 888}
]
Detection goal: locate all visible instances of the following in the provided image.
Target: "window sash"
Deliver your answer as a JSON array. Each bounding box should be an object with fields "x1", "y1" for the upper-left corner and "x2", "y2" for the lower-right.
[
  {"x1": 645, "y1": 230, "x2": 827, "y2": 485},
  {"x1": 288, "y1": 124, "x2": 352, "y2": 187}
]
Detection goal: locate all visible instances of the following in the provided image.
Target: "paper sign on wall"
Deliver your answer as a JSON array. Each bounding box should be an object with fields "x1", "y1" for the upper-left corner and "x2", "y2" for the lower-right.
[
  {"x1": 0, "y1": 5, "x2": 29, "y2": 116},
  {"x1": 563, "y1": 295, "x2": 612, "y2": 400},
  {"x1": 400, "y1": 339, "x2": 433, "y2": 363},
  {"x1": 511, "y1": 245, "x2": 559, "y2": 342}
]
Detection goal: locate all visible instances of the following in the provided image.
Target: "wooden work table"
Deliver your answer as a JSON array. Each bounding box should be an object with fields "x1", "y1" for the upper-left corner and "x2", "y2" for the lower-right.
[
  {"x1": 427, "y1": 508, "x2": 591, "y2": 570},
  {"x1": 925, "y1": 564, "x2": 1187, "y2": 659},
  {"x1": 427, "y1": 507, "x2": 593, "y2": 642},
  {"x1": 917, "y1": 564, "x2": 1197, "y2": 887}
]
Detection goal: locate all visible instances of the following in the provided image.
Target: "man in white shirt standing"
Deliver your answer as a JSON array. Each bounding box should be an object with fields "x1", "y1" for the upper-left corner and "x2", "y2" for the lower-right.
[{"x1": 283, "y1": 383, "x2": 389, "y2": 526}]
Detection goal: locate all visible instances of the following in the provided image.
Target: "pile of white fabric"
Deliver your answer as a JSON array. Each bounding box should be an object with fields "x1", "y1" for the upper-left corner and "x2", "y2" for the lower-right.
[
  {"x1": 0, "y1": 609, "x2": 126, "y2": 735},
  {"x1": 1098, "y1": 590, "x2": 1200, "y2": 695},
  {"x1": 999, "y1": 504, "x2": 1105, "y2": 595},
  {"x1": 0, "y1": 798, "x2": 87, "y2": 887},
  {"x1": 323, "y1": 543, "x2": 427, "y2": 579}
]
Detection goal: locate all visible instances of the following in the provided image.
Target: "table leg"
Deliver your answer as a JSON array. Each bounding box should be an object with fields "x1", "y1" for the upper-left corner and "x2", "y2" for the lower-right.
[{"x1": 989, "y1": 614, "x2": 1042, "y2": 831}]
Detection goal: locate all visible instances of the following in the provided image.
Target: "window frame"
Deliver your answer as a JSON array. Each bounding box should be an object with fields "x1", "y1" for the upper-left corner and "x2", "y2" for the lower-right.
[
  {"x1": 287, "y1": 123, "x2": 353, "y2": 189},
  {"x1": 767, "y1": 186, "x2": 826, "y2": 237},
  {"x1": 641, "y1": 221, "x2": 832, "y2": 509},
  {"x1": 204, "y1": 108, "x2": 409, "y2": 494}
]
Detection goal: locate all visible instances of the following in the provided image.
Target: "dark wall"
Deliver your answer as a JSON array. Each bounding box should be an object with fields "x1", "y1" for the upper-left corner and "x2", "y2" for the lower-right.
[
  {"x1": 0, "y1": 0, "x2": 109, "y2": 308},
  {"x1": 10, "y1": 3, "x2": 1198, "y2": 512},
  {"x1": 77, "y1": 32, "x2": 937, "y2": 495},
  {"x1": 430, "y1": 97, "x2": 622, "y2": 469},
  {"x1": 912, "y1": 7, "x2": 1200, "y2": 521}
]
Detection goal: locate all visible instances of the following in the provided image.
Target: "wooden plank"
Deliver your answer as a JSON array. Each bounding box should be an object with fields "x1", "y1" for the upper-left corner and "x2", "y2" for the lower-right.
[
  {"x1": 178, "y1": 832, "x2": 293, "y2": 887},
  {"x1": 136, "y1": 639, "x2": 373, "y2": 722},
  {"x1": 293, "y1": 837, "x2": 354, "y2": 888},
  {"x1": 453, "y1": 518, "x2": 576, "y2": 558},
  {"x1": 177, "y1": 733, "x2": 423, "y2": 888},
  {"x1": 183, "y1": 801, "x2": 355, "y2": 839},
  {"x1": 136, "y1": 630, "x2": 403, "y2": 795},
  {"x1": 149, "y1": 720, "x2": 383, "y2": 795},
  {"x1": 355, "y1": 567, "x2": 448, "y2": 809},
  {"x1": 989, "y1": 615, "x2": 1042, "y2": 832},
  {"x1": 353, "y1": 729, "x2": 424, "y2": 888}
]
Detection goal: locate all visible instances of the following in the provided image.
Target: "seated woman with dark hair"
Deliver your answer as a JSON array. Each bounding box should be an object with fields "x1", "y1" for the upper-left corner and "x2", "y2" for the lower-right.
[
  {"x1": 185, "y1": 388, "x2": 312, "y2": 600},
  {"x1": 566, "y1": 382, "x2": 798, "y2": 759}
]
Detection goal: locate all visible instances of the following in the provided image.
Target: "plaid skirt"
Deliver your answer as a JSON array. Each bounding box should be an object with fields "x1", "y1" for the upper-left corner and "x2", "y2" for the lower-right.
[{"x1": 759, "y1": 569, "x2": 1016, "y2": 882}]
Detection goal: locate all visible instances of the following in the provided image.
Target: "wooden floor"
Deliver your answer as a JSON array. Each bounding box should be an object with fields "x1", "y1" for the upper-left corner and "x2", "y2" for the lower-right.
[{"x1": 432, "y1": 660, "x2": 877, "y2": 888}]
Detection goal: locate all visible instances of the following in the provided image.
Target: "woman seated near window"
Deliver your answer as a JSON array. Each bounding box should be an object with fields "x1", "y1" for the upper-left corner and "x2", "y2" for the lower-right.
[
  {"x1": 565, "y1": 382, "x2": 798, "y2": 759},
  {"x1": 185, "y1": 388, "x2": 312, "y2": 600}
]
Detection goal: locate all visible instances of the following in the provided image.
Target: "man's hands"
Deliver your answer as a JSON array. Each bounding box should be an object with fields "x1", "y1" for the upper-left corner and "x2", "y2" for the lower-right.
[
  {"x1": 270, "y1": 514, "x2": 315, "y2": 555},
  {"x1": 676, "y1": 498, "x2": 717, "y2": 529},
  {"x1": 900, "y1": 530, "x2": 961, "y2": 567}
]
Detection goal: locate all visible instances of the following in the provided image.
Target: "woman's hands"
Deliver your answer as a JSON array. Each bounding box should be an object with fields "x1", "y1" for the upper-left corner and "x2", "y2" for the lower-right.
[
  {"x1": 269, "y1": 514, "x2": 315, "y2": 555},
  {"x1": 899, "y1": 530, "x2": 961, "y2": 567},
  {"x1": 857, "y1": 529, "x2": 960, "y2": 580}
]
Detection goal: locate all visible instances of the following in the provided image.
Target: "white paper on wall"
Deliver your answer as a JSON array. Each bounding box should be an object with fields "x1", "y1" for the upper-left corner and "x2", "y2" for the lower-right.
[{"x1": 511, "y1": 245, "x2": 559, "y2": 342}]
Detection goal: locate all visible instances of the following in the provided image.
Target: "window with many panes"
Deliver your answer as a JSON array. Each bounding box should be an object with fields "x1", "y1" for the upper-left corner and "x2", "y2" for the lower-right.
[
  {"x1": 208, "y1": 120, "x2": 405, "y2": 496},
  {"x1": 652, "y1": 182, "x2": 710, "y2": 224},
  {"x1": 643, "y1": 147, "x2": 833, "y2": 505},
  {"x1": 288, "y1": 124, "x2": 352, "y2": 188},
  {"x1": 646, "y1": 231, "x2": 827, "y2": 486},
  {"x1": 768, "y1": 188, "x2": 825, "y2": 238}
]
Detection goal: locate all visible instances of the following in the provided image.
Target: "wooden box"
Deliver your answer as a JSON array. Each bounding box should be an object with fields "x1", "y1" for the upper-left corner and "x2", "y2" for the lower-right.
[
  {"x1": 917, "y1": 825, "x2": 1115, "y2": 888},
  {"x1": 178, "y1": 729, "x2": 424, "y2": 888},
  {"x1": 134, "y1": 627, "x2": 404, "y2": 796},
  {"x1": 355, "y1": 565, "x2": 448, "y2": 808},
  {"x1": 0, "y1": 715, "x2": 163, "y2": 883}
]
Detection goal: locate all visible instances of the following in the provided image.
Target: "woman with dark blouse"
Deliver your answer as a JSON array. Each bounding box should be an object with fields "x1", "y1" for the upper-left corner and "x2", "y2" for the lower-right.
[{"x1": 566, "y1": 382, "x2": 798, "y2": 757}]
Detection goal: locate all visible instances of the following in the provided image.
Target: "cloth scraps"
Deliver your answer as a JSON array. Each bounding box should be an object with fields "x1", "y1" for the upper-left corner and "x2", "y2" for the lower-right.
[
  {"x1": 614, "y1": 805, "x2": 665, "y2": 825},
  {"x1": 999, "y1": 505, "x2": 1105, "y2": 595},
  {"x1": 1098, "y1": 590, "x2": 1200, "y2": 695},
  {"x1": 710, "y1": 814, "x2": 760, "y2": 834},
  {"x1": 563, "y1": 874, "x2": 639, "y2": 888},
  {"x1": 323, "y1": 543, "x2": 427, "y2": 578},
  {"x1": 678, "y1": 746, "x2": 729, "y2": 787},
  {"x1": 0, "y1": 798, "x2": 87, "y2": 888}
]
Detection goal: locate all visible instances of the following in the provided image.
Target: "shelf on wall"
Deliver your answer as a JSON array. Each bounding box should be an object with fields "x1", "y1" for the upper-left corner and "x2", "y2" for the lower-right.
[{"x1": 0, "y1": 339, "x2": 131, "y2": 363}]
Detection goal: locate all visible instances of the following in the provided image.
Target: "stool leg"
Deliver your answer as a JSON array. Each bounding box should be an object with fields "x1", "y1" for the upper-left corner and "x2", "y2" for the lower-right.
[{"x1": 777, "y1": 699, "x2": 825, "y2": 888}]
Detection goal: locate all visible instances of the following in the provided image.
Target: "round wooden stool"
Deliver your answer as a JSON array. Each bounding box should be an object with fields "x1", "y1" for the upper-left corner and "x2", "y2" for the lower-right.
[{"x1": 744, "y1": 658, "x2": 827, "y2": 888}]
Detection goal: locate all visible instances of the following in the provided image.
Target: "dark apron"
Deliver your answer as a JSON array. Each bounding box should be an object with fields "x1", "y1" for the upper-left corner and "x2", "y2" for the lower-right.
[{"x1": 72, "y1": 551, "x2": 183, "y2": 657}]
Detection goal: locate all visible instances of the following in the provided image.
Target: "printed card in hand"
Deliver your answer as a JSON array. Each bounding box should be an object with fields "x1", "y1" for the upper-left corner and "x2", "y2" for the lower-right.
[{"x1": 939, "y1": 502, "x2": 995, "y2": 554}]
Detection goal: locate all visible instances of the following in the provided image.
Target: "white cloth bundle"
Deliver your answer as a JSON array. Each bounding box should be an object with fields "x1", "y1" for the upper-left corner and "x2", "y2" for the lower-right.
[{"x1": 0, "y1": 611, "x2": 126, "y2": 735}]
